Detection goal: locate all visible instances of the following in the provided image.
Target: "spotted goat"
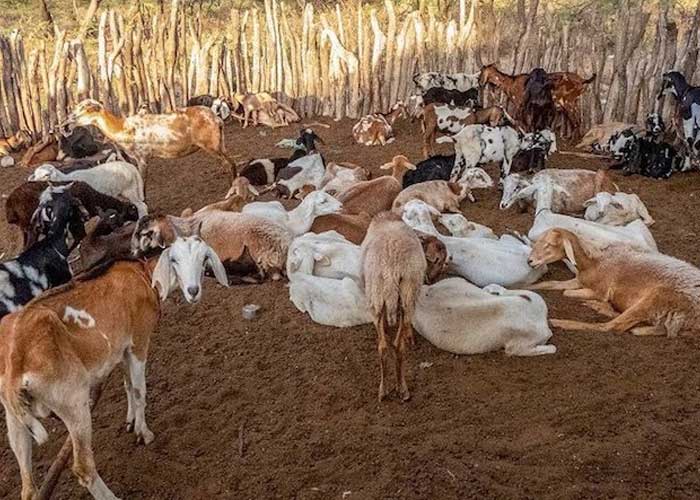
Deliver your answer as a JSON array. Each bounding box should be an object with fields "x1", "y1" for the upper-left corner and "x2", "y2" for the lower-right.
[{"x1": 352, "y1": 102, "x2": 406, "y2": 146}]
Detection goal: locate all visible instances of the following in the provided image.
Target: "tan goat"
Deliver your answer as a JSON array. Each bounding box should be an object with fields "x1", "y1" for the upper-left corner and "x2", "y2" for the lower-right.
[
  {"x1": 65, "y1": 99, "x2": 235, "y2": 177},
  {"x1": 528, "y1": 228, "x2": 700, "y2": 336},
  {"x1": 361, "y1": 211, "x2": 426, "y2": 401},
  {"x1": 391, "y1": 180, "x2": 472, "y2": 214}
]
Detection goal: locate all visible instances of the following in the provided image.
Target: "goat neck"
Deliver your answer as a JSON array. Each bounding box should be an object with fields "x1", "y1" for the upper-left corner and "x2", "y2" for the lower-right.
[
  {"x1": 286, "y1": 198, "x2": 318, "y2": 235},
  {"x1": 81, "y1": 109, "x2": 127, "y2": 144}
]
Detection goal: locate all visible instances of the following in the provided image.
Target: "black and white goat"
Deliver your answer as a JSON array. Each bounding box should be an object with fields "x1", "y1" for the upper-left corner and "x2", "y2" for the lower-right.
[
  {"x1": 658, "y1": 71, "x2": 700, "y2": 159},
  {"x1": 187, "y1": 94, "x2": 233, "y2": 121},
  {"x1": 0, "y1": 192, "x2": 87, "y2": 318},
  {"x1": 413, "y1": 72, "x2": 480, "y2": 93},
  {"x1": 510, "y1": 129, "x2": 558, "y2": 174},
  {"x1": 421, "y1": 87, "x2": 480, "y2": 108},
  {"x1": 240, "y1": 128, "x2": 324, "y2": 186}
]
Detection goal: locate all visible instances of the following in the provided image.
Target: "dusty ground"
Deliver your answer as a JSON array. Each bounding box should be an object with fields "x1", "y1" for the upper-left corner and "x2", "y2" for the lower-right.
[{"x1": 2, "y1": 118, "x2": 700, "y2": 500}]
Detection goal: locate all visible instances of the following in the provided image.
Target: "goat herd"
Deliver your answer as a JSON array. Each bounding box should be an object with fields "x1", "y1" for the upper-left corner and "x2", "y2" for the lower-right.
[{"x1": 1, "y1": 63, "x2": 700, "y2": 500}]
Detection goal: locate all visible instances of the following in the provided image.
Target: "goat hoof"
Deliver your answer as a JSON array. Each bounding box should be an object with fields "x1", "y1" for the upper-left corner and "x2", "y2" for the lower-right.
[
  {"x1": 136, "y1": 429, "x2": 155, "y2": 445},
  {"x1": 378, "y1": 384, "x2": 389, "y2": 402},
  {"x1": 125, "y1": 422, "x2": 134, "y2": 433},
  {"x1": 399, "y1": 389, "x2": 411, "y2": 402}
]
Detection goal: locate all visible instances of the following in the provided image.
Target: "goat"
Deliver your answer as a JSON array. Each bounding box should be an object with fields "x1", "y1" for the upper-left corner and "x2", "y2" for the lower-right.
[
  {"x1": 576, "y1": 122, "x2": 641, "y2": 152},
  {"x1": 309, "y1": 212, "x2": 372, "y2": 245},
  {"x1": 0, "y1": 129, "x2": 31, "y2": 156},
  {"x1": 612, "y1": 134, "x2": 686, "y2": 179},
  {"x1": 352, "y1": 102, "x2": 405, "y2": 146},
  {"x1": 499, "y1": 168, "x2": 617, "y2": 215},
  {"x1": 79, "y1": 213, "x2": 136, "y2": 271},
  {"x1": 510, "y1": 129, "x2": 558, "y2": 174},
  {"x1": 64, "y1": 99, "x2": 235, "y2": 177},
  {"x1": 20, "y1": 136, "x2": 60, "y2": 168},
  {"x1": 0, "y1": 191, "x2": 87, "y2": 319},
  {"x1": 526, "y1": 178, "x2": 657, "y2": 253},
  {"x1": 421, "y1": 103, "x2": 513, "y2": 157},
  {"x1": 478, "y1": 64, "x2": 595, "y2": 136},
  {"x1": 0, "y1": 228, "x2": 227, "y2": 500},
  {"x1": 413, "y1": 71, "x2": 480, "y2": 93},
  {"x1": 132, "y1": 212, "x2": 292, "y2": 282},
  {"x1": 233, "y1": 92, "x2": 300, "y2": 128},
  {"x1": 187, "y1": 95, "x2": 233, "y2": 121},
  {"x1": 583, "y1": 192, "x2": 654, "y2": 226},
  {"x1": 401, "y1": 200, "x2": 546, "y2": 287},
  {"x1": 658, "y1": 71, "x2": 700, "y2": 161},
  {"x1": 392, "y1": 180, "x2": 473, "y2": 214},
  {"x1": 420, "y1": 86, "x2": 480, "y2": 108},
  {"x1": 521, "y1": 67, "x2": 555, "y2": 131},
  {"x1": 335, "y1": 155, "x2": 415, "y2": 216},
  {"x1": 413, "y1": 278, "x2": 556, "y2": 356},
  {"x1": 438, "y1": 213, "x2": 497, "y2": 239},
  {"x1": 29, "y1": 162, "x2": 147, "y2": 216},
  {"x1": 242, "y1": 190, "x2": 342, "y2": 236},
  {"x1": 528, "y1": 228, "x2": 700, "y2": 336},
  {"x1": 402, "y1": 154, "x2": 493, "y2": 190},
  {"x1": 319, "y1": 162, "x2": 370, "y2": 195},
  {"x1": 437, "y1": 124, "x2": 521, "y2": 180},
  {"x1": 361, "y1": 211, "x2": 426, "y2": 402},
  {"x1": 240, "y1": 128, "x2": 323, "y2": 186},
  {"x1": 6, "y1": 181, "x2": 139, "y2": 249}
]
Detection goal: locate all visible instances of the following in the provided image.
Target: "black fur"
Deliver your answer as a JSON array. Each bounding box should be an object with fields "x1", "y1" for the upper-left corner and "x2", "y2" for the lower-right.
[
  {"x1": 421, "y1": 87, "x2": 480, "y2": 108},
  {"x1": 402, "y1": 155, "x2": 455, "y2": 188}
]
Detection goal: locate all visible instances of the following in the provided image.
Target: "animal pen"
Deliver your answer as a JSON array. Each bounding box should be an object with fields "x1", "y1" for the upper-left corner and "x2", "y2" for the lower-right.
[{"x1": 1, "y1": 0, "x2": 699, "y2": 140}]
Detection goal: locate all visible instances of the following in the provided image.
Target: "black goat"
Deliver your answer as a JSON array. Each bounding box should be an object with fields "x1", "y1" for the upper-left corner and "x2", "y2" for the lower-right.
[
  {"x1": 0, "y1": 192, "x2": 87, "y2": 319},
  {"x1": 240, "y1": 128, "x2": 325, "y2": 185},
  {"x1": 59, "y1": 125, "x2": 104, "y2": 159},
  {"x1": 658, "y1": 71, "x2": 700, "y2": 153},
  {"x1": 402, "y1": 155, "x2": 455, "y2": 188},
  {"x1": 6, "y1": 181, "x2": 139, "y2": 249},
  {"x1": 421, "y1": 87, "x2": 480, "y2": 108},
  {"x1": 522, "y1": 68, "x2": 555, "y2": 132}
]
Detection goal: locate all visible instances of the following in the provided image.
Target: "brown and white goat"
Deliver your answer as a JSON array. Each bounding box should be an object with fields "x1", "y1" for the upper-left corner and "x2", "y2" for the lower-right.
[
  {"x1": 65, "y1": 99, "x2": 235, "y2": 177},
  {"x1": 352, "y1": 102, "x2": 406, "y2": 146},
  {"x1": 528, "y1": 228, "x2": 700, "y2": 336},
  {"x1": 361, "y1": 211, "x2": 427, "y2": 401},
  {"x1": 422, "y1": 103, "x2": 513, "y2": 157},
  {"x1": 0, "y1": 231, "x2": 227, "y2": 500}
]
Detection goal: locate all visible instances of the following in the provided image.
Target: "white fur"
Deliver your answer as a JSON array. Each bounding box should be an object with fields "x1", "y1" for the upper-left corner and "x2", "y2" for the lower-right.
[
  {"x1": 401, "y1": 200, "x2": 546, "y2": 287},
  {"x1": 63, "y1": 306, "x2": 96, "y2": 329},
  {"x1": 413, "y1": 278, "x2": 556, "y2": 356},
  {"x1": 276, "y1": 153, "x2": 325, "y2": 196},
  {"x1": 242, "y1": 190, "x2": 342, "y2": 236},
  {"x1": 583, "y1": 192, "x2": 654, "y2": 226}
]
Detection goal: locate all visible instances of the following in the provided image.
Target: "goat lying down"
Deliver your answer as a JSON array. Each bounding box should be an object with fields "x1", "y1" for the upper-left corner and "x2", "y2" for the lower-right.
[
  {"x1": 402, "y1": 200, "x2": 546, "y2": 287},
  {"x1": 413, "y1": 278, "x2": 556, "y2": 356},
  {"x1": 583, "y1": 192, "x2": 654, "y2": 226}
]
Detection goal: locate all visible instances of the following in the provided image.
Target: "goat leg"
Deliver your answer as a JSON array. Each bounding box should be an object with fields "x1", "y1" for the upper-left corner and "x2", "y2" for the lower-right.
[
  {"x1": 525, "y1": 278, "x2": 580, "y2": 291},
  {"x1": 37, "y1": 378, "x2": 109, "y2": 500}
]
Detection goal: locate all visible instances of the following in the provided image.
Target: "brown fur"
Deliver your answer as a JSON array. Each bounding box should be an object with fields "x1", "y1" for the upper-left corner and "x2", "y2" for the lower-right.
[
  {"x1": 0, "y1": 130, "x2": 31, "y2": 156},
  {"x1": 337, "y1": 156, "x2": 415, "y2": 216},
  {"x1": 361, "y1": 211, "x2": 427, "y2": 401},
  {"x1": 20, "y1": 136, "x2": 59, "y2": 168},
  {"x1": 528, "y1": 229, "x2": 700, "y2": 337},
  {"x1": 68, "y1": 99, "x2": 235, "y2": 177},
  {"x1": 310, "y1": 212, "x2": 372, "y2": 245},
  {"x1": 479, "y1": 64, "x2": 595, "y2": 135},
  {"x1": 392, "y1": 180, "x2": 470, "y2": 214}
]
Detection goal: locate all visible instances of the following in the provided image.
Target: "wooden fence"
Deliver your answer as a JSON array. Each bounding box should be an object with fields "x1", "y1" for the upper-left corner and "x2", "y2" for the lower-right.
[{"x1": 0, "y1": 0, "x2": 698, "y2": 140}]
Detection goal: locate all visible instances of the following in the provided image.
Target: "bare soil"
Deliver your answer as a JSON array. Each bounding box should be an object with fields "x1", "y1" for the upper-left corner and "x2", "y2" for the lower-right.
[{"x1": 2, "y1": 118, "x2": 700, "y2": 500}]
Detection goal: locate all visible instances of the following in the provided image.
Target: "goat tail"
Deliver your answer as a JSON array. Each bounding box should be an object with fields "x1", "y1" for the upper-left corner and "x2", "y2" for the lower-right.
[
  {"x1": 3, "y1": 369, "x2": 48, "y2": 445},
  {"x1": 583, "y1": 73, "x2": 597, "y2": 85}
]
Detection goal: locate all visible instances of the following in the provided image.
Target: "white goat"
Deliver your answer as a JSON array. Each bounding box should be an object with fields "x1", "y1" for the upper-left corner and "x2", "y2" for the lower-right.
[
  {"x1": 29, "y1": 162, "x2": 147, "y2": 216},
  {"x1": 319, "y1": 162, "x2": 369, "y2": 195},
  {"x1": 286, "y1": 231, "x2": 362, "y2": 281},
  {"x1": 438, "y1": 213, "x2": 497, "y2": 239},
  {"x1": 413, "y1": 278, "x2": 556, "y2": 356},
  {"x1": 287, "y1": 234, "x2": 370, "y2": 328},
  {"x1": 276, "y1": 152, "x2": 325, "y2": 197},
  {"x1": 583, "y1": 192, "x2": 654, "y2": 226},
  {"x1": 241, "y1": 190, "x2": 342, "y2": 235},
  {"x1": 401, "y1": 200, "x2": 546, "y2": 287},
  {"x1": 527, "y1": 179, "x2": 657, "y2": 253}
]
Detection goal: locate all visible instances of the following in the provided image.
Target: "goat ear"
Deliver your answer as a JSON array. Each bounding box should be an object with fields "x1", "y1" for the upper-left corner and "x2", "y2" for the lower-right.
[
  {"x1": 313, "y1": 252, "x2": 331, "y2": 267},
  {"x1": 206, "y1": 246, "x2": 229, "y2": 288},
  {"x1": 562, "y1": 238, "x2": 577, "y2": 268},
  {"x1": 152, "y1": 248, "x2": 174, "y2": 301},
  {"x1": 447, "y1": 182, "x2": 461, "y2": 195},
  {"x1": 582, "y1": 197, "x2": 596, "y2": 208}
]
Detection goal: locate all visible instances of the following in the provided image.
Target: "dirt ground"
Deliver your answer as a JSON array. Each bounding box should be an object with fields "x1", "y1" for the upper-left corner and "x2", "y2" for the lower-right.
[{"x1": 2, "y1": 118, "x2": 700, "y2": 500}]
